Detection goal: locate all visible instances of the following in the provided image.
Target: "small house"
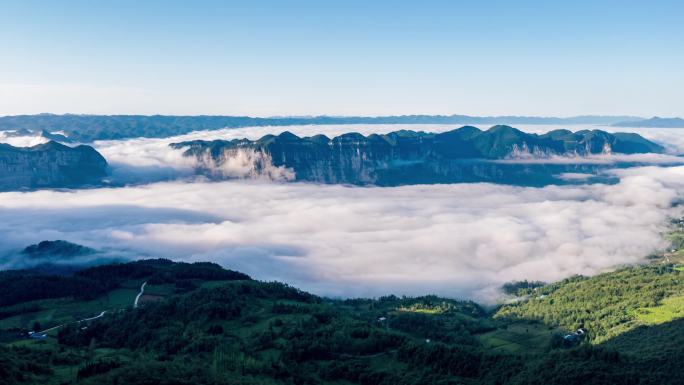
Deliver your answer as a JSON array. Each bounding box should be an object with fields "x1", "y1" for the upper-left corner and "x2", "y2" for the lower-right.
[{"x1": 28, "y1": 331, "x2": 47, "y2": 340}]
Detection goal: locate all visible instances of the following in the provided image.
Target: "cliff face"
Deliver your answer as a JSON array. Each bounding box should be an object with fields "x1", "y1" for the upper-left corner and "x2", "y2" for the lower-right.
[
  {"x1": 0, "y1": 141, "x2": 108, "y2": 190},
  {"x1": 171, "y1": 126, "x2": 667, "y2": 186}
]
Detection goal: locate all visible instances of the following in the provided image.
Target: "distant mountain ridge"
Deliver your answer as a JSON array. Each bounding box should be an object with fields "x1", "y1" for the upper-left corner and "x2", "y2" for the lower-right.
[
  {"x1": 22, "y1": 240, "x2": 96, "y2": 259},
  {"x1": 0, "y1": 114, "x2": 642, "y2": 142},
  {"x1": 171, "y1": 125, "x2": 665, "y2": 186},
  {"x1": 612, "y1": 116, "x2": 684, "y2": 128},
  {"x1": 0, "y1": 141, "x2": 108, "y2": 191}
]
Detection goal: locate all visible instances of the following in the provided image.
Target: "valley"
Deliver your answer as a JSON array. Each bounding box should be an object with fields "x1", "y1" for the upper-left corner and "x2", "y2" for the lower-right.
[{"x1": 3, "y1": 2, "x2": 682, "y2": 384}]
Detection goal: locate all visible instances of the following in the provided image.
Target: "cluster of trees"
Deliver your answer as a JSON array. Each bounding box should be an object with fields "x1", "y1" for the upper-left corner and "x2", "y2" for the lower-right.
[
  {"x1": 501, "y1": 280, "x2": 547, "y2": 296},
  {"x1": 0, "y1": 346, "x2": 59, "y2": 384},
  {"x1": 77, "y1": 259, "x2": 250, "y2": 285},
  {"x1": 0, "y1": 271, "x2": 109, "y2": 307},
  {"x1": 0, "y1": 259, "x2": 249, "y2": 308}
]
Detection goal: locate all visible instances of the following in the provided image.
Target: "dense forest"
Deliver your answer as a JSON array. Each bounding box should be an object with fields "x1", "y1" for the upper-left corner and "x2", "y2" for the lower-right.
[
  {"x1": 0, "y1": 259, "x2": 248, "y2": 308},
  {"x1": 1, "y1": 257, "x2": 684, "y2": 384}
]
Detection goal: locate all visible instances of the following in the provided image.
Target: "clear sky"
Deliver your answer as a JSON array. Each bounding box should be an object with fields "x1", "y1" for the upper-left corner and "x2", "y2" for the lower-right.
[{"x1": 1, "y1": 0, "x2": 682, "y2": 117}]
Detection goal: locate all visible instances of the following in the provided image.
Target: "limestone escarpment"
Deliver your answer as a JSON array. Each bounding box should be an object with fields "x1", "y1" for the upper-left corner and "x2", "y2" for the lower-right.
[
  {"x1": 0, "y1": 141, "x2": 108, "y2": 190},
  {"x1": 170, "y1": 126, "x2": 666, "y2": 186}
]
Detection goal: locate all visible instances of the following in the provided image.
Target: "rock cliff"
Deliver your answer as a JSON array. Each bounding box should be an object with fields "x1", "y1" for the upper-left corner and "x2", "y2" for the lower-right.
[
  {"x1": 0, "y1": 141, "x2": 108, "y2": 190},
  {"x1": 170, "y1": 126, "x2": 667, "y2": 186}
]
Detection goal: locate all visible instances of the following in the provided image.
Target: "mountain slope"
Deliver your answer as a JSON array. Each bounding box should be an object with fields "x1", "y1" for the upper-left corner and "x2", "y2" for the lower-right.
[
  {"x1": 2, "y1": 258, "x2": 684, "y2": 384},
  {"x1": 0, "y1": 141, "x2": 108, "y2": 190},
  {"x1": 495, "y1": 264, "x2": 684, "y2": 344}
]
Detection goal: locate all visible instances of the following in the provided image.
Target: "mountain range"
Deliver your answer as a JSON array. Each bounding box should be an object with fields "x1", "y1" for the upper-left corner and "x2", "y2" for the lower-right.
[
  {"x1": 172, "y1": 125, "x2": 666, "y2": 186},
  {"x1": 612, "y1": 116, "x2": 684, "y2": 128},
  {"x1": 0, "y1": 114, "x2": 643, "y2": 142},
  {"x1": 0, "y1": 126, "x2": 670, "y2": 190}
]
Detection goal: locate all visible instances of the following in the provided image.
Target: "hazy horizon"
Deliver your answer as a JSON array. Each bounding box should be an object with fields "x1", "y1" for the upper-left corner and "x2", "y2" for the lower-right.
[{"x1": 0, "y1": 112, "x2": 667, "y2": 119}]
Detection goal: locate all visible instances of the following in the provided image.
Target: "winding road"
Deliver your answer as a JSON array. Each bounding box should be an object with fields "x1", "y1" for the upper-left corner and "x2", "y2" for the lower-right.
[
  {"x1": 37, "y1": 281, "x2": 148, "y2": 335},
  {"x1": 39, "y1": 310, "x2": 107, "y2": 334},
  {"x1": 134, "y1": 281, "x2": 147, "y2": 308}
]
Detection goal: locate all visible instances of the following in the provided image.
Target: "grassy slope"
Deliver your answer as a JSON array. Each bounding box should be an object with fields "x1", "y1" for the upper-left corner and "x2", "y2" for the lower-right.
[{"x1": 633, "y1": 295, "x2": 684, "y2": 325}]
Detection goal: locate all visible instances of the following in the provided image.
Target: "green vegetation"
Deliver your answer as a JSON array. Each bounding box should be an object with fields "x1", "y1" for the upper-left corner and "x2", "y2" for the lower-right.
[
  {"x1": 2, "y1": 254, "x2": 684, "y2": 384},
  {"x1": 501, "y1": 280, "x2": 547, "y2": 296},
  {"x1": 633, "y1": 295, "x2": 684, "y2": 325},
  {"x1": 495, "y1": 265, "x2": 684, "y2": 343},
  {"x1": 478, "y1": 321, "x2": 559, "y2": 354}
]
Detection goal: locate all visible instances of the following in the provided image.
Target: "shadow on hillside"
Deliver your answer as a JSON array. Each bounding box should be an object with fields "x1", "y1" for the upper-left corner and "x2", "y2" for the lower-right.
[{"x1": 599, "y1": 317, "x2": 684, "y2": 371}]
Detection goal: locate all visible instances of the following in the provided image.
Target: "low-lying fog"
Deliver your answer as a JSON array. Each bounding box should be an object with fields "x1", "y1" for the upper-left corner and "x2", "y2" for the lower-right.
[{"x1": 1, "y1": 124, "x2": 684, "y2": 302}]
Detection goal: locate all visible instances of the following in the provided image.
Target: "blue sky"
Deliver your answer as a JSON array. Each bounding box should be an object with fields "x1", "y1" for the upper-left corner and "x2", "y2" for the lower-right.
[{"x1": 1, "y1": 0, "x2": 682, "y2": 117}]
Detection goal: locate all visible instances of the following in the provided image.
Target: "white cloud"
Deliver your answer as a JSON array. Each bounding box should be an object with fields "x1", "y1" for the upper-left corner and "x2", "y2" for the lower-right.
[
  {"x1": 0, "y1": 131, "x2": 49, "y2": 147},
  {"x1": 0, "y1": 165, "x2": 682, "y2": 302}
]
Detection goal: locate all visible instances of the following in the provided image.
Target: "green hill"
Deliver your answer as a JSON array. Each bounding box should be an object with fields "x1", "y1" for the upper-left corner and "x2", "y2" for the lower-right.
[
  {"x1": 494, "y1": 264, "x2": 684, "y2": 344},
  {"x1": 2, "y1": 254, "x2": 684, "y2": 384}
]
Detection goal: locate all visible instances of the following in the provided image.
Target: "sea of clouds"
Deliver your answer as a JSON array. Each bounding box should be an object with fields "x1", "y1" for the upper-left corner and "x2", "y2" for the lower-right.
[
  {"x1": 1, "y1": 124, "x2": 684, "y2": 302},
  {"x1": 0, "y1": 165, "x2": 683, "y2": 302}
]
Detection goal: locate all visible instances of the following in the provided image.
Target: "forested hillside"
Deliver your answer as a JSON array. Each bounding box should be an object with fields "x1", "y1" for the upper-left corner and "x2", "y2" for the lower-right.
[
  {"x1": 495, "y1": 264, "x2": 684, "y2": 343},
  {"x1": 1, "y1": 258, "x2": 684, "y2": 384}
]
